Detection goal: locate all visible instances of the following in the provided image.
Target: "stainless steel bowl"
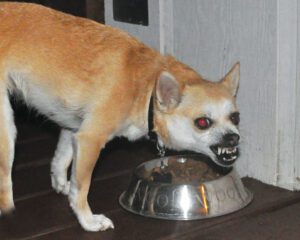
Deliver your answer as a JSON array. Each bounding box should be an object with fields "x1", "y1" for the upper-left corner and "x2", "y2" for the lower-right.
[{"x1": 119, "y1": 155, "x2": 253, "y2": 220}]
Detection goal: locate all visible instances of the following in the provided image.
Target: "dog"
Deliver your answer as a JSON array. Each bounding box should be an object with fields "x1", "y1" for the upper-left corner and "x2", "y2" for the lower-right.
[{"x1": 0, "y1": 3, "x2": 240, "y2": 231}]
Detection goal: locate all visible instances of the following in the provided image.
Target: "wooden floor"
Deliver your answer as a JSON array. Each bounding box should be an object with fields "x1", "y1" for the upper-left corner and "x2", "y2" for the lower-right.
[{"x1": 1, "y1": 111, "x2": 300, "y2": 240}]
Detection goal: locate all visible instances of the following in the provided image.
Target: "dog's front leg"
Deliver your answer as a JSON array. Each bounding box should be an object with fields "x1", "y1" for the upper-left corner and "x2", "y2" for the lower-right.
[{"x1": 68, "y1": 120, "x2": 114, "y2": 232}]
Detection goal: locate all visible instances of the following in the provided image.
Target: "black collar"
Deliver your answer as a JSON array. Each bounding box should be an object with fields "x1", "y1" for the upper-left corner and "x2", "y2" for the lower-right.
[
  {"x1": 148, "y1": 95, "x2": 157, "y2": 141},
  {"x1": 148, "y1": 96, "x2": 166, "y2": 156}
]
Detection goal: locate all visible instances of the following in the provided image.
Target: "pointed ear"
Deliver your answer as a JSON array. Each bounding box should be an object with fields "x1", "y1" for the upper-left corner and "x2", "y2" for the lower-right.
[
  {"x1": 155, "y1": 71, "x2": 181, "y2": 112},
  {"x1": 220, "y1": 62, "x2": 240, "y2": 97}
]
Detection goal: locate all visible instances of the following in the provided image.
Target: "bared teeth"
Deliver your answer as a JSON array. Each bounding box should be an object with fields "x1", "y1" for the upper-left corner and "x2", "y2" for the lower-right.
[
  {"x1": 216, "y1": 147, "x2": 238, "y2": 156},
  {"x1": 217, "y1": 147, "x2": 237, "y2": 155},
  {"x1": 218, "y1": 147, "x2": 222, "y2": 155},
  {"x1": 223, "y1": 155, "x2": 237, "y2": 162}
]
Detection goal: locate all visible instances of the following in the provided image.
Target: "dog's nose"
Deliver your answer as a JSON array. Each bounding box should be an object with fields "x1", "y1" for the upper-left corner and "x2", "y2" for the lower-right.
[{"x1": 223, "y1": 133, "x2": 240, "y2": 146}]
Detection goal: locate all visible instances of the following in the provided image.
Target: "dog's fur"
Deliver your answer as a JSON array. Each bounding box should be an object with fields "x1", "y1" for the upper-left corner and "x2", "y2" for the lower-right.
[{"x1": 0, "y1": 3, "x2": 240, "y2": 231}]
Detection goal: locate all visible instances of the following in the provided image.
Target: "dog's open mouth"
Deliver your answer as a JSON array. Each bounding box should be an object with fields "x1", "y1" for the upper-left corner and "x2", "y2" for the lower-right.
[{"x1": 210, "y1": 145, "x2": 239, "y2": 166}]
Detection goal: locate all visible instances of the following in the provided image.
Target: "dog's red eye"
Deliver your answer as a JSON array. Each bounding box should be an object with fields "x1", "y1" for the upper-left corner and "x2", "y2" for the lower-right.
[
  {"x1": 195, "y1": 117, "x2": 213, "y2": 130},
  {"x1": 230, "y1": 112, "x2": 240, "y2": 125}
]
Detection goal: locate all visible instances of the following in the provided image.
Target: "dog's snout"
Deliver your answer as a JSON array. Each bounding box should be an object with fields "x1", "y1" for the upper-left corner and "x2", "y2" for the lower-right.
[{"x1": 223, "y1": 133, "x2": 240, "y2": 146}]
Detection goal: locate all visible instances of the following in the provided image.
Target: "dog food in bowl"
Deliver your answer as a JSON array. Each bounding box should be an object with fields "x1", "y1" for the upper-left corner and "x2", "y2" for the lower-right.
[{"x1": 147, "y1": 156, "x2": 221, "y2": 184}]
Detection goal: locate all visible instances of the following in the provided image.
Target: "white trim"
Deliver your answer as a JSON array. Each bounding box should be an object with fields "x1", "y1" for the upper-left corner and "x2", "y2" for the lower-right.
[
  {"x1": 295, "y1": 1, "x2": 300, "y2": 190},
  {"x1": 276, "y1": 0, "x2": 298, "y2": 190}
]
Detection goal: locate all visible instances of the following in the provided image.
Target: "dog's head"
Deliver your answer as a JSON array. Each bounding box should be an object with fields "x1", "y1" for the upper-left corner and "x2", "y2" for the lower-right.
[{"x1": 154, "y1": 61, "x2": 240, "y2": 167}]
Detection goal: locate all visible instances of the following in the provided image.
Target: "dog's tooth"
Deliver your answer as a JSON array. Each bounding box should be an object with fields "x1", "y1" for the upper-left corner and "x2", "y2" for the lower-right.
[
  {"x1": 218, "y1": 147, "x2": 222, "y2": 155},
  {"x1": 222, "y1": 155, "x2": 238, "y2": 162},
  {"x1": 222, "y1": 148, "x2": 226, "y2": 154}
]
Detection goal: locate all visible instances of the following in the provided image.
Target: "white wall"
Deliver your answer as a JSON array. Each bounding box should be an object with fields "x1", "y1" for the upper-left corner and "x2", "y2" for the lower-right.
[
  {"x1": 105, "y1": 0, "x2": 300, "y2": 190},
  {"x1": 172, "y1": 0, "x2": 278, "y2": 186}
]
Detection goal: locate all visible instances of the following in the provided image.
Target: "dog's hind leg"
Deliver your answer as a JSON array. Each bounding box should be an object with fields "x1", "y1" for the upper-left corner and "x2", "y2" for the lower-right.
[
  {"x1": 0, "y1": 78, "x2": 17, "y2": 215},
  {"x1": 51, "y1": 129, "x2": 73, "y2": 195}
]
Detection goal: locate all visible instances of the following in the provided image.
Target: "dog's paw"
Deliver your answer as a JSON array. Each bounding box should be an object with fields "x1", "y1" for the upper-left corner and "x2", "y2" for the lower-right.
[
  {"x1": 0, "y1": 194, "x2": 15, "y2": 217},
  {"x1": 0, "y1": 203, "x2": 15, "y2": 217},
  {"x1": 79, "y1": 214, "x2": 114, "y2": 232},
  {"x1": 51, "y1": 174, "x2": 70, "y2": 195}
]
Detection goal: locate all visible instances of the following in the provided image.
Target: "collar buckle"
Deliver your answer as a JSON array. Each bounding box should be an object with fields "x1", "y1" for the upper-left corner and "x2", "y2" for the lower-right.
[{"x1": 156, "y1": 141, "x2": 166, "y2": 157}]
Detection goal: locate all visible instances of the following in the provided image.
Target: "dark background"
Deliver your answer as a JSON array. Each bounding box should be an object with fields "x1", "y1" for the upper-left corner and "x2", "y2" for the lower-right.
[{"x1": 0, "y1": 0, "x2": 105, "y2": 21}]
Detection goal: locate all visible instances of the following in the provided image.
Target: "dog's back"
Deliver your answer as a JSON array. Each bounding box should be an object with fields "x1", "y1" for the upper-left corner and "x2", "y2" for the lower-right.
[
  {"x1": 0, "y1": 2, "x2": 164, "y2": 129},
  {"x1": 0, "y1": 2, "x2": 161, "y2": 94}
]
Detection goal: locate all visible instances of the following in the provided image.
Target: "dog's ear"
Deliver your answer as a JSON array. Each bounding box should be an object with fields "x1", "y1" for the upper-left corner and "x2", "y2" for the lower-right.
[
  {"x1": 220, "y1": 62, "x2": 240, "y2": 97},
  {"x1": 155, "y1": 71, "x2": 181, "y2": 112}
]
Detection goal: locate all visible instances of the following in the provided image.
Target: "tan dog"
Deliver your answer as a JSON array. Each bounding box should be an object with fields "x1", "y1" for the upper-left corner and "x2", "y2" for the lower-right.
[{"x1": 0, "y1": 3, "x2": 240, "y2": 231}]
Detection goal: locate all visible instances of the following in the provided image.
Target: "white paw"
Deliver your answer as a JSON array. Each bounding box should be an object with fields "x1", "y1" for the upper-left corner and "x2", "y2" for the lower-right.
[
  {"x1": 0, "y1": 203, "x2": 15, "y2": 216},
  {"x1": 79, "y1": 214, "x2": 114, "y2": 232},
  {"x1": 51, "y1": 174, "x2": 70, "y2": 195}
]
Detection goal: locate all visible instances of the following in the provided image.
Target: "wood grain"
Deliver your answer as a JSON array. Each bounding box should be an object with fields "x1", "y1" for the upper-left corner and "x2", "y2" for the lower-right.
[
  {"x1": 180, "y1": 200, "x2": 300, "y2": 240},
  {"x1": 19, "y1": 178, "x2": 300, "y2": 240}
]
